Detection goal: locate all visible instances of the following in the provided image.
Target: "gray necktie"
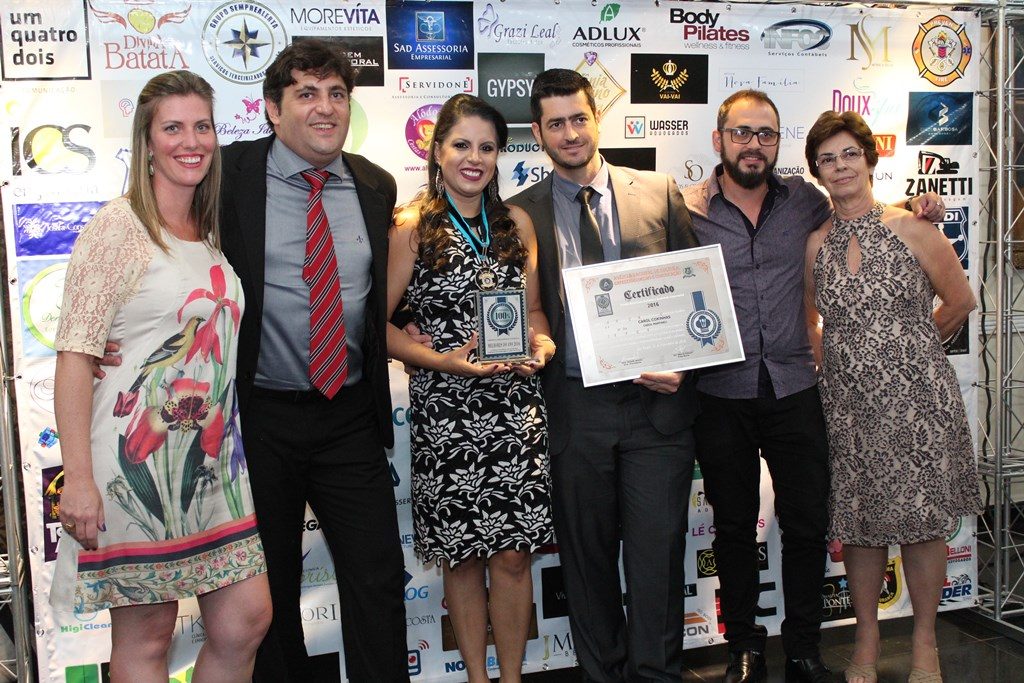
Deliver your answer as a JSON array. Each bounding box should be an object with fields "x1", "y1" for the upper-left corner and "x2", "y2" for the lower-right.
[{"x1": 576, "y1": 186, "x2": 604, "y2": 265}]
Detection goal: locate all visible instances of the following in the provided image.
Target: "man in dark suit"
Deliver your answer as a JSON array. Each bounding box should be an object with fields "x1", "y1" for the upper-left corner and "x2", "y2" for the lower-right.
[
  {"x1": 507, "y1": 68, "x2": 699, "y2": 682},
  {"x1": 219, "y1": 40, "x2": 407, "y2": 682}
]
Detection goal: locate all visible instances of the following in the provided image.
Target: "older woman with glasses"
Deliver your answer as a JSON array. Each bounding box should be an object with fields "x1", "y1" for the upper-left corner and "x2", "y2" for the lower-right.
[{"x1": 802, "y1": 110, "x2": 980, "y2": 683}]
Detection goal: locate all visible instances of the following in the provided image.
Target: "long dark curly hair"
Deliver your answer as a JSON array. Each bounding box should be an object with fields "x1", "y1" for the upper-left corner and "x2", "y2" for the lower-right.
[{"x1": 416, "y1": 94, "x2": 526, "y2": 271}]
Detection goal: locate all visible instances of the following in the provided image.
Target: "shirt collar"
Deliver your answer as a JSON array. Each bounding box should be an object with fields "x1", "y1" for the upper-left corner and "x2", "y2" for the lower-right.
[
  {"x1": 270, "y1": 137, "x2": 349, "y2": 182},
  {"x1": 708, "y1": 163, "x2": 789, "y2": 203},
  {"x1": 552, "y1": 156, "x2": 611, "y2": 202}
]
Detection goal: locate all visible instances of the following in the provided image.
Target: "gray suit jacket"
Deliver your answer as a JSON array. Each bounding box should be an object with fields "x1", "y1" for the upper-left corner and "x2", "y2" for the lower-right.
[{"x1": 507, "y1": 163, "x2": 700, "y2": 453}]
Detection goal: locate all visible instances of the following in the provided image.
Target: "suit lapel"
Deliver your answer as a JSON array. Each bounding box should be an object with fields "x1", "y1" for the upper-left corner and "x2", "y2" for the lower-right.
[
  {"x1": 527, "y1": 176, "x2": 564, "y2": 337},
  {"x1": 345, "y1": 153, "x2": 388, "y2": 284},
  {"x1": 232, "y1": 138, "x2": 271, "y2": 315},
  {"x1": 609, "y1": 164, "x2": 643, "y2": 259}
]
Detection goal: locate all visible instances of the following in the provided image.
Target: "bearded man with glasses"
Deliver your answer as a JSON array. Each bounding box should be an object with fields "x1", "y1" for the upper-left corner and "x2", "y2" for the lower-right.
[{"x1": 682, "y1": 90, "x2": 944, "y2": 683}]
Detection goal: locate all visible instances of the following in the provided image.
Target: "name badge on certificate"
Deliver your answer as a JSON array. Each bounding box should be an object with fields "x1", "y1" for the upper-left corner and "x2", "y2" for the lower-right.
[{"x1": 475, "y1": 289, "x2": 530, "y2": 363}]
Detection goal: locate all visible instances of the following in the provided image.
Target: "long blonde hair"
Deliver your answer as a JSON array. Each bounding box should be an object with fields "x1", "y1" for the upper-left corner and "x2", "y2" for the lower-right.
[{"x1": 127, "y1": 70, "x2": 221, "y2": 251}]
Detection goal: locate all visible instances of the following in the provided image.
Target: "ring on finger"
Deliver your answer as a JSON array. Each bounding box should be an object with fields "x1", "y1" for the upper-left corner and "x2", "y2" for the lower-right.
[{"x1": 62, "y1": 521, "x2": 76, "y2": 531}]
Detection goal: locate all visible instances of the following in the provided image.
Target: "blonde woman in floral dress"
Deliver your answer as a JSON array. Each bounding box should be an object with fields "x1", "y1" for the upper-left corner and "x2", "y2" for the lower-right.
[{"x1": 51, "y1": 71, "x2": 270, "y2": 682}]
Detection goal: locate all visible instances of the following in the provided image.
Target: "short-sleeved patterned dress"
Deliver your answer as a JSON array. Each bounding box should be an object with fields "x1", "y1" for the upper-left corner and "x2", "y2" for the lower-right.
[
  {"x1": 814, "y1": 203, "x2": 981, "y2": 546},
  {"x1": 405, "y1": 217, "x2": 553, "y2": 567},
  {"x1": 50, "y1": 197, "x2": 265, "y2": 613}
]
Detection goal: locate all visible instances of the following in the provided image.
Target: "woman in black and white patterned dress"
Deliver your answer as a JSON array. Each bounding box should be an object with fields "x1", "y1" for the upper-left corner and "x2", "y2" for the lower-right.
[
  {"x1": 803, "y1": 111, "x2": 980, "y2": 683},
  {"x1": 386, "y1": 94, "x2": 555, "y2": 683}
]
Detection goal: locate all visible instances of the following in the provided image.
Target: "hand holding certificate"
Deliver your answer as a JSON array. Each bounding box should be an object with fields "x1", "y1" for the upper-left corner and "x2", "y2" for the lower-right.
[{"x1": 562, "y1": 245, "x2": 744, "y2": 386}]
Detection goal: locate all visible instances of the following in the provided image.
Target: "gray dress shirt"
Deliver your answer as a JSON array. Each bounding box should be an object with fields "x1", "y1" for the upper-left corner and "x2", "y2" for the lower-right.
[
  {"x1": 551, "y1": 160, "x2": 621, "y2": 378},
  {"x1": 683, "y1": 167, "x2": 830, "y2": 400},
  {"x1": 255, "y1": 139, "x2": 371, "y2": 390}
]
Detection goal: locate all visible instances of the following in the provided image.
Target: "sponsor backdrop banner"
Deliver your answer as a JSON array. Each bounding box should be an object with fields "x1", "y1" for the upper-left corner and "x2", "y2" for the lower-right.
[{"x1": 0, "y1": 1, "x2": 979, "y2": 680}]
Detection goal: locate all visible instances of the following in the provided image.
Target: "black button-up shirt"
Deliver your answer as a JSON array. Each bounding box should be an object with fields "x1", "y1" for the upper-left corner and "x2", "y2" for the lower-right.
[{"x1": 683, "y1": 167, "x2": 830, "y2": 399}]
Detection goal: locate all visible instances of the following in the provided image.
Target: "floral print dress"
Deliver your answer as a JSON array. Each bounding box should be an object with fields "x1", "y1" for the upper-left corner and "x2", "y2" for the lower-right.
[
  {"x1": 406, "y1": 218, "x2": 553, "y2": 567},
  {"x1": 814, "y1": 203, "x2": 981, "y2": 546},
  {"x1": 50, "y1": 197, "x2": 265, "y2": 613}
]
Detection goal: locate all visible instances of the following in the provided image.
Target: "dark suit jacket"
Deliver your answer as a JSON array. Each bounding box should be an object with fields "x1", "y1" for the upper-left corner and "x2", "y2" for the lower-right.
[
  {"x1": 220, "y1": 135, "x2": 398, "y2": 448},
  {"x1": 507, "y1": 164, "x2": 700, "y2": 453}
]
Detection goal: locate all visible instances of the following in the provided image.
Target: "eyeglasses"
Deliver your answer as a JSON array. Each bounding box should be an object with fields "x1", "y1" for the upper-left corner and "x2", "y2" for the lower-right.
[
  {"x1": 719, "y1": 127, "x2": 780, "y2": 146},
  {"x1": 815, "y1": 147, "x2": 866, "y2": 169}
]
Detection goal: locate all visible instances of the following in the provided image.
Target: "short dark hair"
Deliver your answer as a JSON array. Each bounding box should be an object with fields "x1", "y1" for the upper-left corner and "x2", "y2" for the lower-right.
[
  {"x1": 529, "y1": 68, "x2": 598, "y2": 124},
  {"x1": 805, "y1": 110, "x2": 879, "y2": 179},
  {"x1": 263, "y1": 39, "x2": 355, "y2": 125},
  {"x1": 716, "y1": 90, "x2": 781, "y2": 131}
]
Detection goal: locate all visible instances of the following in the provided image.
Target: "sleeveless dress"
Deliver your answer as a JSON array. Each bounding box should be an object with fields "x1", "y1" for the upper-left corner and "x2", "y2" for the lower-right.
[
  {"x1": 405, "y1": 217, "x2": 553, "y2": 567},
  {"x1": 813, "y1": 203, "x2": 981, "y2": 546},
  {"x1": 50, "y1": 197, "x2": 265, "y2": 613}
]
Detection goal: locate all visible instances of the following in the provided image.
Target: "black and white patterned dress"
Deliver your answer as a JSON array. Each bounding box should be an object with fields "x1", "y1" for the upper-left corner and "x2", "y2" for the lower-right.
[
  {"x1": 406, "y1": 217, "x2": 553, "y2": 566},
  {"x1": 814, "y1": 202, "x2": 981, "y2": 546}
]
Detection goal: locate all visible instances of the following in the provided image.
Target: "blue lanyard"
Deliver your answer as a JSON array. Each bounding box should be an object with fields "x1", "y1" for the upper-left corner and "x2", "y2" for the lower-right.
[{"x1": 446, "y1": 192, "x2": 491, "y2": 262}]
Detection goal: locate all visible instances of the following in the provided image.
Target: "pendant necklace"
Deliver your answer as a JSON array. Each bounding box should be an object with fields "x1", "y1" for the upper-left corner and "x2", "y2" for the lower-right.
[{"x1": 446, "y1": 192, "x2": 497, "y2": 290}]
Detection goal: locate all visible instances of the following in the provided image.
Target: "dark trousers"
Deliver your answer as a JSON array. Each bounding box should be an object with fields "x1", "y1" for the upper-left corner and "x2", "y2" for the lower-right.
[
  {"x1": 244, "y1": 382, "x2": 408, "y2": 682},
  {"x1": 553, "y1": 380, "x2": 695, "y2": 682},
  {"x1": 693, "y1": 385, "x2": 829, "y2": 659}
]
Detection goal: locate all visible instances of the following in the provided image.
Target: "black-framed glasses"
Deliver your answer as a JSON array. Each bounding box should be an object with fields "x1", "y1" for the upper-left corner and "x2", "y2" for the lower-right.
[
  {"x1": 815, "y1": 147, "x2": 866, "y2": 169},
  {"x1": 719, "y1": 127, "x2": 780, "y2": 146}
]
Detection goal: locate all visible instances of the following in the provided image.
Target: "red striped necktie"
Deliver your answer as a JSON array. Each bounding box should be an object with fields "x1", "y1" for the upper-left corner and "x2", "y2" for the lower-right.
[{"x1": 300, "y1": 169, "x2": 348, "y2": 398}]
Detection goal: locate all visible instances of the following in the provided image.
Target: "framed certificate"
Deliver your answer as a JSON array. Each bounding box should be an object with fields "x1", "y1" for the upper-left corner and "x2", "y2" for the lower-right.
[
  {"x1": 475, "y1": 288, "x2": 530, "y2": 363},
  {"x1": 562, "y1": 245, "x2": 745, "y2": 386}
]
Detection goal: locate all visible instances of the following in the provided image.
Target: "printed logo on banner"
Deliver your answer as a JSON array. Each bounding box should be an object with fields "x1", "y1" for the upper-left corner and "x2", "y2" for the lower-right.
[
  {"x1": 697, "y1": 543, "x2": 769, "y2": 579},
  {"x1": 721, "y1": 68, "x2": 805, "y2": 94},
  {"x1": 408, "y1": 647, "x2": 424, "y2": 676},
  {"x1": 940, "y1": 574, "x2": 973, "y2": 605},
  {"x1": 12, "y1": 201, "x2": 103, "y2": 257},
  {"x1": 541, "y1": 631, "x2": 575, "y2": 661},
  {"x1": 821, "y1": 575, "x2": 855, "y2": 622},
  {"x1": 541, "y1": 565, "x2": 569, "y2": 618},
  {"x1": 832, "y1": 89, "x2": 871, "y2": 116},
  {"x1": 625, "y1": 116, "x2": 645, "y2": 139},
  {"x1": 946, "y1": 516, "x2": 965, "y2": 542},
  {"x1": 874, "y1": 134, "x2": 896, "y2": 158},
  {"x1": 943, "y1": 319, "x2": 969, "y2": 356},
  {"x1": 906, "y1": 92, "x2": 973, "y2": 146},
  {"x1": 42, "y1": 466, "x2": 63, "y2": 561},
  {"x1": 571, "y1": 4, "x2": 645, "y2": 48},
  {"x1": 1, "y1": 3, "x2": 90, "y2": 80},
  {"x1": 510, "y1": 160, "x2": 551, "y2": 188},
  {"x1": 387, "y1": 1, "x2": 474, "y2": 70},
  {"x1": 38, "y1": 426, "x2": 59, "y2": 447},
  {"x1": 441, "y1": 604, "x2": 538, "y2": 650},
  {"x1": 575, "y1": 51, "x2": 626, "y2": 116},
  {"x1": 878, "y1": 557, "x2": 903, "y2": 610},
  {"x1": 475, "y1": 2, "x2": 561, "y2": 47},
  {"x1": 18, "y1": 259, "x2": 67, "y2": 356},
  {"x1": 714, "y1": 582, "x2": 777, "y2": 632},
  {"x1": 63, "y1": 662, "x2": 111, "y2": 681},
  {"x1": 202, "y1": 2, "x2": 288, "y2": 84},
  {"x1": 89, "y1": 1, "x2": 191, "y2": 73},
  {"x1": 847, "y1": 15, "x2": 893, "y2": 70},
  {"x1": 938, "y1": 207, "x2": 970, "y2": 268},
  {"x1": 288, "y1": 4, "x2": 382, "y2": 34},
  {"x1": 10, "y1": 123, "x2": 97, "y2": 176},
  {"x1": 681, "y1": 159, "x2": 706, "y2": 183},
  {"x1": 913, "y1": 15, "x2": 972, "y2": 88},
  {"x1": 215, "y1": 94, "x2": 272, "y2": 142},
  {"x1": 761, "y1": 19, "x2": 832, "y2": 56},
  {"x1": 671, "y1": 7, "x2": 751, "y2": 50},
  {"x1": 478, "y1": 53, "x2": 545, "y2": 125},
  {"x1": 404, "y1": 570, "x2": 430, "y2": 601},
  {"x1": 684, "y1": 609, "x2": 715, "y2": 639},
  {"x1": 947, "y1": 543, "x2": 973, "y2": 563},
  {"x1": 174, "y1": 612, "x2": 207, "y2": 645},
  {"x1": 775, "y1": 164, "x2": 807, "y2": 177},
  {"x1": 396, "y1": 75, "x2": 474, "y2": 98},
  {"x1": 502, "y1": 128, "x2": 542, "y2": 155},
  {"x1": 405, "y1": 104, "x2": 443, "y2": 160},
  {"x1": 295, "y1": 36, "x2": 385, "y2": 87},
  {"x1": 630, "y1": 54, "x2": 708, "y2": 105},
  {"x1": 601, "y1": 147, "x2": 656, "y2": 172},
  {"x1": 407, "y1": 614, "x2": 438, "y2": 626},
  {"x1": 905, "y1": 151, "x2": 973, "y2": 198},
  {"x1": 300, "y1": 602, "x2": 340, "y2": 624}
]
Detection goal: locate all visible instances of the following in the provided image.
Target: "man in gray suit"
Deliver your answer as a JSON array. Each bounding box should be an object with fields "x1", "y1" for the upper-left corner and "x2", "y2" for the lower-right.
[{"x1": 507, "y1": 68, "x2": 699, "y2": 682}]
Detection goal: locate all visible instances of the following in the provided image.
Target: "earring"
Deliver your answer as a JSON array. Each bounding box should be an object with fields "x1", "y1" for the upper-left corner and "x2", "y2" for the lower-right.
[
  {"x1": 147, "y1": 151, "x2": 154, "y2": 177},
  {"x1": 435, "y1": 167, "x2": 444, "y2": 196}
]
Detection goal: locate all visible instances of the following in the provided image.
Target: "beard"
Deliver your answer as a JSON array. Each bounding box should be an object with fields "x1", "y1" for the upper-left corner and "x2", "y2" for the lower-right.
[
  {"x1": 542, "y1": 140, "x2": 596, "y2": 172},
  {"x1": 721, "y1": 149, "x2": 776, "y2": 189}
]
